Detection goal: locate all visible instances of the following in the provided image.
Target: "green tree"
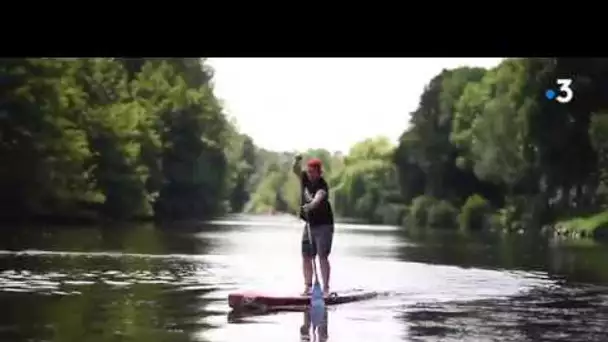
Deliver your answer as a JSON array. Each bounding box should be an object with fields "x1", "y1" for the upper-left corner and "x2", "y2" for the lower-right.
[
  {"x1": 0, "y1": 58, "x2": 244, "y2": 223},
  {"x1": 332, "y1": 137, "x2": 403, "y2": 223}
]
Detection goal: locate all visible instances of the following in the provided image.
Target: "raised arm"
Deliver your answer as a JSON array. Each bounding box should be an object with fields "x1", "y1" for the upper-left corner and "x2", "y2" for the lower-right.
[{"x1": 292, "y1": 154, "x2": 303, "y2": 177}]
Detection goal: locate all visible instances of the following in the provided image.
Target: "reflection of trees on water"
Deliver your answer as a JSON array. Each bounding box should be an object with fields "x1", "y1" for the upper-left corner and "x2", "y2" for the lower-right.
[
  {"x1": 547, "y1": 241, "x2": 608, "y2": 284},
  {"x1": 395, "y1": 227, "x2": 608, "y2": 341},
  {"x1": 0, "y1": 223, "x2": 208, "y2": 256},
  {"x1": 398, "y1": 229, "x2": 550, "y2": 271},
  {"x1": 398, "y1": 228, "x2": 608, "y2": 284},
  {"x1": 399, "y1": 287, "x2": 608, "y2": 342},
  {"x1": 0, "y1": 265, "x2": 210, "y2": 342},
  {"x1": 399, "y1": 305, "x2": 462, "y2": 340},
  {"x1": 0, "y1": 223, "x2": 214, "y2": 342}
]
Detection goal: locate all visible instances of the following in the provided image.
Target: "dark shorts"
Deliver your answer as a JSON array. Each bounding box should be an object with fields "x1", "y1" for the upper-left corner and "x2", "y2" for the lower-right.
[{"x1": 302, "y1": 224, "x2": 334, "y2": 258}]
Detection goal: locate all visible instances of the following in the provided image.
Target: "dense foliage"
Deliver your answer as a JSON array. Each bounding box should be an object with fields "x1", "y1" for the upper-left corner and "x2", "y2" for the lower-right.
[
  {"x1": 392, "y1": 59, "x2": 608, "y2": 233},
  {"x1": 246, "y1": 58, "x2": 608, "y2": 239},
  {"x1": 0, "y1": 58, "x2": 253, "y2": 221},
  {"x1": 3, "y1": 58, "x2": 608, "y2": 238}
]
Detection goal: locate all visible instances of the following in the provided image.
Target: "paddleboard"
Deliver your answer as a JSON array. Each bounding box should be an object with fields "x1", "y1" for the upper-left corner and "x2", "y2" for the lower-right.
[{"x1": 228, "y1": 289, "x2": 378, "y2": 311}]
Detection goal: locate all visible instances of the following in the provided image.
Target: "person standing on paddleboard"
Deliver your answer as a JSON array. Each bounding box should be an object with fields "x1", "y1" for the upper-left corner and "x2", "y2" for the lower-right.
[{"x1": 292, "y1": 154, "x2": 335, "y2": 296}]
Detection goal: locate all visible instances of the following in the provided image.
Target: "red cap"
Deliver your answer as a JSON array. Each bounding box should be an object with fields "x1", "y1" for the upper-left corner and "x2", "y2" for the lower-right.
[{"x1": 307, "y1": 158, "x2": 323, "y2": 170}]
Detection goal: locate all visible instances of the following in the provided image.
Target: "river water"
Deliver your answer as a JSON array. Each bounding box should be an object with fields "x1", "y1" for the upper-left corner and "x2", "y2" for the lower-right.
[{"x1": 0, "y1": 214, "x2": 607, "y2": 342}]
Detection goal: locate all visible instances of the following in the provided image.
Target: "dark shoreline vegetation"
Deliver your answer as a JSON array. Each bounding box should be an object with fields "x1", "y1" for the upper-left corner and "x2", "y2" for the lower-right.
[{"x1": 2, "y1": 58, "x2": 608, "y2": 241}]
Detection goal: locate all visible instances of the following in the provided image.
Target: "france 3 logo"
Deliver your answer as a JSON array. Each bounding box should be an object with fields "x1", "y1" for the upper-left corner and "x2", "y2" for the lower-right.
[{"x1": 545, "y1": 79, "x2": 573, "y2": 104}]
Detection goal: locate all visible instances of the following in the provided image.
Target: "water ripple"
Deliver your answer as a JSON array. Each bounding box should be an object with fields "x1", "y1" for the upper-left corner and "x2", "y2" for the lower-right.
[{"x1": 0, "y1": 218, "x2": 607, "y2": 342}]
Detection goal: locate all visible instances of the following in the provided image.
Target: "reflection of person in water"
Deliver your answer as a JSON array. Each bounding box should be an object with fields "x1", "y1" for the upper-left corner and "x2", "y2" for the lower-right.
[{"x1": 300, "y1": 307, "x2": 328, "y2": 342}]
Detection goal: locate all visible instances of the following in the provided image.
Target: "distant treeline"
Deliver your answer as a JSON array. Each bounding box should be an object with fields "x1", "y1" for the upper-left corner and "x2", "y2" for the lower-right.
[
  {"x1": 246, "y1": 58, "x2": 608, "y2": 239},
  {"x1": 3, "y1": 58, "x2": 608, "y2": 239},
  {"x1": 0, "y1": 58, "x2": 255, "y2": 222}
]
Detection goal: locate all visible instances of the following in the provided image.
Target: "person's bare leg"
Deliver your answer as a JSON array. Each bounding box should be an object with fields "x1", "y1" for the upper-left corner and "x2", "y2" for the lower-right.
[
  {"x1": 319, "y1": 256, "x2": 330, "y2": 294},
  {"x1": 318, "y1": 225, "x2": 333, "y2": 295},
  {"x1": 302, "y1": 256, "x2": 313, "y2": 294},
  {"x1": 302, "y1": 224, "x2": 314, "y2": 295}
]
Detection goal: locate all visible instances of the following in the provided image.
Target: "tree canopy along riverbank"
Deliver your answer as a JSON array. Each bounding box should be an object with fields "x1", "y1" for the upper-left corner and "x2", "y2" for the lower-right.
[
  {"x1": 2, "y1": 58, "x2": 608, "y2": 240},
  {"x1": 245, "y1": 58, "x2": 608, "y2": 240},
  {"x1": 0, "y1": 58, "x2": 240, "y2": 222}
]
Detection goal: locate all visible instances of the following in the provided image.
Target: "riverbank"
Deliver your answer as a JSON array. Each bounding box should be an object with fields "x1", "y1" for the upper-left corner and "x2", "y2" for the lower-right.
[
  {"x1": 552, "y1": 211, "x2": 608, "y2": 241},
  {"x1": 4, "y1": 206, "x2": 608, "y2": 245},
  {"x1": 0, "y1": 213, "x2": 155, "y2": 227}
]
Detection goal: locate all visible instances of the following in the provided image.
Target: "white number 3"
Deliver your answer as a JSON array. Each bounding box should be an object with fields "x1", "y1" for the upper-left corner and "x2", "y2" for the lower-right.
[{"x1": 556, "y1": 79, "x2": 573, "y2": 103}]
